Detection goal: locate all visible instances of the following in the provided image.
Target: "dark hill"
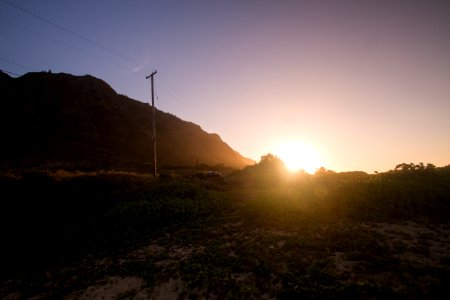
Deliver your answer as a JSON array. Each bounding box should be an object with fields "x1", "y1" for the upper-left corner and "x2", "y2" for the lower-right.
[{"x1": 0, "y1": 71, "x2": 253, "y2": 170}]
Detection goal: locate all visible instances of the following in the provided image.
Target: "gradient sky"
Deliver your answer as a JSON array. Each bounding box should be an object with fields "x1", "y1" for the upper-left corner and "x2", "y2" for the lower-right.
[{"x1": 1, "y1": 0, "x2": 449, "y2": 172}]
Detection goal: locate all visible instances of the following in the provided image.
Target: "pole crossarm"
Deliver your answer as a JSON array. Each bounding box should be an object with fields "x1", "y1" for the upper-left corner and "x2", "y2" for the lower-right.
[{"x1": 146, "y1": 70, "x2": 157, "y2": 79}]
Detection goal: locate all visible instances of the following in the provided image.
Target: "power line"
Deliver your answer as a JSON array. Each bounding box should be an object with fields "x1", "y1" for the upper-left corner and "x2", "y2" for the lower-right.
[
  {"x1": 0, "y1": 18, "x2": 133, "y2": 72},
  {"x1": 157, "y1": 71, "x2": 212, "y2": 123},
  {"x1": 0, "y1": 0, "x2": 140, "y2": 66},
  {"x1": 0, "y1": 69, "x2": 20, "y2": 76},
  {"x1": 0, "y1": 57, "x2": 37, "y2": 71},
  {"x1": 0, "y1": 1, "x2": 205, "y2": 127}
]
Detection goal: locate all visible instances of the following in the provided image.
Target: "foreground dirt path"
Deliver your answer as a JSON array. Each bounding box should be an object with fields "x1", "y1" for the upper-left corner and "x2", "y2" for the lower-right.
[{"x1": 3, "y1": 220, "x2": 448, "y2": 299}]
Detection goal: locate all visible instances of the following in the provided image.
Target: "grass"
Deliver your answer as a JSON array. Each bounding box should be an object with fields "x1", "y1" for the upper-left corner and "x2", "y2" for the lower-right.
[{"x1": 1, "y1": 166, "x2": 449, "y2": 299}]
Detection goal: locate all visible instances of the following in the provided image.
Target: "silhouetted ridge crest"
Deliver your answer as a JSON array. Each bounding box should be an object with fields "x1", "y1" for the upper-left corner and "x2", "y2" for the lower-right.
[
  {"x1": 0, "y1": 70, "x2": 12, "y2": 81},
  {"x1": 0, "y1": 71, "x2": 253, "y2": 170}
]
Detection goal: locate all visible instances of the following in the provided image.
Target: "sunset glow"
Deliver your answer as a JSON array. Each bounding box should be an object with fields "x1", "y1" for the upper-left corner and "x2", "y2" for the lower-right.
[
  {"x1": 1, "y1": 1, "x2": 449, "y2": 172},
  {"x1": 273, "y1": 140, "x2": 323, "y2": 173}
]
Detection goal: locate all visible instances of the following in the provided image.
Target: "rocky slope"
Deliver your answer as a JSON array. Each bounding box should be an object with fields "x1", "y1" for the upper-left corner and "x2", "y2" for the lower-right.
[{"x1": 0, "y1": 71, "x2": 253, "y2": 170}]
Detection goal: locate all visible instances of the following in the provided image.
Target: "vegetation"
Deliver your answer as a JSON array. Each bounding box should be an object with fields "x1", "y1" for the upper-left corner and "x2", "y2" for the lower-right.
[
  {"x1": 1, "y1": 159, "x2": 449, "y2": 299},
  {"x1": 237, "y1": 159, "x2": 450, "y2": 225}
]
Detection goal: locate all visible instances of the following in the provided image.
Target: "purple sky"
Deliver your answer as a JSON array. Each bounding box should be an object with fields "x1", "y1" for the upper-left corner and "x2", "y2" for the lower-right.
[{"x1": 1, "y1": 0, "x2": 449, "y2": 172}]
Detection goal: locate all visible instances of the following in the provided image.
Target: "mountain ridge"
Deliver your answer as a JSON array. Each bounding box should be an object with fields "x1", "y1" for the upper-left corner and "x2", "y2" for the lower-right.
[{"x1": 0, "y1": 71, "x2": 254, "y2": 170}]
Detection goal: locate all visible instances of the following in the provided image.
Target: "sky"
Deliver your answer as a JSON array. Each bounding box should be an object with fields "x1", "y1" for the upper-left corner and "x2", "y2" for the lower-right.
[{"x1": 1, "y1": 0, "x2": 449, "y2": 173}]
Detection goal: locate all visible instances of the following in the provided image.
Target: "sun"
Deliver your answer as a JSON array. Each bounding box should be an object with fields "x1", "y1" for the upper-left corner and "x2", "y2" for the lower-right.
[{"x1": 273, "y1": 140, "x2": 323, "y2": 173}]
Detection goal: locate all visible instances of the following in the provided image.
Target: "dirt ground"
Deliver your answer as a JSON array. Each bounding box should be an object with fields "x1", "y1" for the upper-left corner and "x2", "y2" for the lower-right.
[{"x1": 3, "y1": 220, "x2": 448, "y2": 299}]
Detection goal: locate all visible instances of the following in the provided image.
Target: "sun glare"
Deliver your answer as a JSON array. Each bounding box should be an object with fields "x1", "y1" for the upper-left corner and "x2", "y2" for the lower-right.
[{"x1": 273, "y1": 140, "x2": 323, "y2": 173}]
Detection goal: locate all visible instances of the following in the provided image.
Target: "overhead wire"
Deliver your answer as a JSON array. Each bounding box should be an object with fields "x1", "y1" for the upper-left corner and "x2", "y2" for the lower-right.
[
  {"x1": 0, "y1": 0, "x2": 147, "y2": 73},
  {"x1": 0, "y1": 0, "x2": 204, "y2": 125},
  {"x1": 158, "y1": 71, "x2": 211, "y2": 118},
  {"x1": 0, "y1": 0, "x2": 138, "y2": 65},
  {"x1": 157, "y1": 71, "x2": 200, "y2": 113},
  {"x1": 0, "y1": 69, "x2": 20, "y2": 76},
  {"x1": 0, "y1": 57, "x2": 37, "y2": 72},
  {"x1": 0, "y1": 18, "x2": 134, "y2": 72}
]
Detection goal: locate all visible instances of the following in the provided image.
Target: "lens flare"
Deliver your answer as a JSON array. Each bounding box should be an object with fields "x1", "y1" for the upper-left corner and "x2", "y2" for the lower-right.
[{"x1": 273, "y1": 140, "x2": 323, "y2": 173}]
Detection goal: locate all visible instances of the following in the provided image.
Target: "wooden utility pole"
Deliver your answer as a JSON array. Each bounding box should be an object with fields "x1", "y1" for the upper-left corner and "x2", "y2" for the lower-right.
[{"x1": 146, "y1": 70, "x2": 158, "y2": 176}]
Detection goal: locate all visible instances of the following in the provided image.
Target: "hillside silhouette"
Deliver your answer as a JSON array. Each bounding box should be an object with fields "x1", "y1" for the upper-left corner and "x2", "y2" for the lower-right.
[{"x1": 0, "y1": 71, "x2": 253, "y2": 170}]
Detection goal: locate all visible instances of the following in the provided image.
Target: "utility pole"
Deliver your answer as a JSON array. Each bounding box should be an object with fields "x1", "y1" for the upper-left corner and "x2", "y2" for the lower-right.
[{"x1": 146, "y1": 70, "x2": 158, "y2": 176}]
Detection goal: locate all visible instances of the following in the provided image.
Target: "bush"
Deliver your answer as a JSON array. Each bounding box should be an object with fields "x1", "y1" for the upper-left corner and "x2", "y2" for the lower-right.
[
  {"x1": 101, "y1": 180, "x2": 228, "y2": 245},
  {"x1": 0, "y1": 173, "x2": 230, "y2": 278}
]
